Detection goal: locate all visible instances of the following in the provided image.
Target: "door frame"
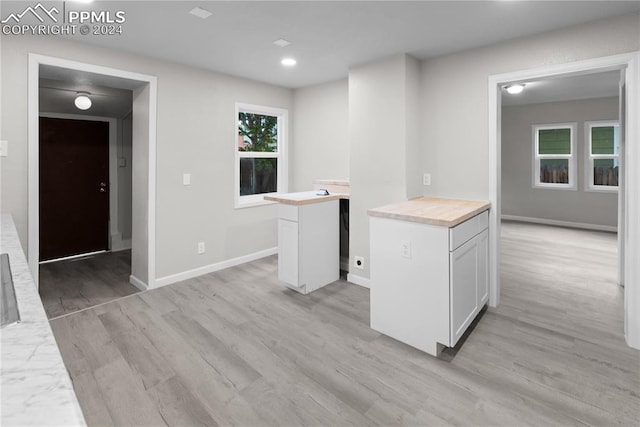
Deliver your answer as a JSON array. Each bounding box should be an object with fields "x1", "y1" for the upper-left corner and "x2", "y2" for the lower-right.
[
  {"x1": 28, "y1": 54, "x2": 157, "y2": 289},
  {"x1": 488, "y1": 51, "x2": 640, "y2": 349}
]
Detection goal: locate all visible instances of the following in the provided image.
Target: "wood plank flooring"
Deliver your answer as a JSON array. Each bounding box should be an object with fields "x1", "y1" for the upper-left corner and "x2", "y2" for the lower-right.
[
  {"x1": 50, "y1": 222, "x2": 640, "y2": 426},
  {"x1": 40, "y1": 250, "x2": 139, "y2": 319}
]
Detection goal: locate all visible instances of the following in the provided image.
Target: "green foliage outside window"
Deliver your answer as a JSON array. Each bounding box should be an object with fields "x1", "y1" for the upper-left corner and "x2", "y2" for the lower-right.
[{"x1": 238, "y1": 112, "x2": 278, "y2": 152}]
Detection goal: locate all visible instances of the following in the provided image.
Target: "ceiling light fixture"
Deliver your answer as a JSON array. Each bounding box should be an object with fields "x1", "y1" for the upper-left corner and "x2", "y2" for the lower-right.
[
  {"x1": 74, "y1": 92, "x2": 92, "y2": 110},
  {"x1": 505, "y1": 84, "x2": 525, "y2": 94},
  {"x1": 189, "y1": 7, "x2": 212, "y2": 19},
  {"x1": 281, "y1": 58, "x2": 297, "y2": 67}
]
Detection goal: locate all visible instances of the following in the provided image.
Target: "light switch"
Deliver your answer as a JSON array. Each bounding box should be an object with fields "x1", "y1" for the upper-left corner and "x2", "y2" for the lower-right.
[
  {"x1": 183, "y1": 173, "x2": 191, "y2": 186},
  {"x1": 0, "y1": 140, "x2": 7, "y2": 157},
  {"x1": 118, "y1": 158, "x2": 126, "y2": 167}
]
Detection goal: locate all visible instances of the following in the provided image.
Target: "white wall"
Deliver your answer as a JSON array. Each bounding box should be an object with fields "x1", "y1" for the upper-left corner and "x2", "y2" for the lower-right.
[
  {"x1": 420, "y1": 14, "x2": 640, "y2": 201},
  {"x1": 502, "y1": 97, "x2": 619, "y2": 228},
  {"x1": 291, "y1": 79, "x2": 349, "y2": 191},
  {"x1": 348, "y1": 54, "x2": 419, "y2": 280},
  {"x1": 0, "y1": 35, "x2": 293, "y2": 280}
]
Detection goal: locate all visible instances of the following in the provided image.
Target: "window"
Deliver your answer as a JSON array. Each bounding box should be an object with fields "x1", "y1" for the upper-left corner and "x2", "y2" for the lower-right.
[
  {"x1": 235, "y1": 103, "x2": 288, "y2": 207},
  {"x1": 532, "y1": 123, "x2": 577, "y2": 190},
  {"x1": 586, "y1": 121, "x2": 619, "y2": 191}
]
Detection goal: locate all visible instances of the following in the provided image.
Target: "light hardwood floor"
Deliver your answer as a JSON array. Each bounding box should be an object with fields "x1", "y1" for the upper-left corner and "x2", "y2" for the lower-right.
[
  {"x1": 40, "y1": 250, "x2": 139, "y2": 319},
  {"x1": 50, "y1": 222, "x2": 639, "y2": 426}
]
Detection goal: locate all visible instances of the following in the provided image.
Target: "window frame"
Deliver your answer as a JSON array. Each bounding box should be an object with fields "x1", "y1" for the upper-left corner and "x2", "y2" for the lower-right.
[
  {"x1": 234, "y1": 103, "x2": 288, "y2": 208},
  {"x1": 531, "y1": 122, "x2": 577, "y2": 191},
  {"x1": 585, "y1": 120, "x2": 620, "y2": 193}
]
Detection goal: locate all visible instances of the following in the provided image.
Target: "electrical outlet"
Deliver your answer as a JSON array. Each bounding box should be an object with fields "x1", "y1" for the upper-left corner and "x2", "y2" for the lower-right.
[
  {"x1": 183, "y1": 173, "x2": 191, "y2": 186},
  {"x1": 401, "y1": 240, "x2": 411, "y2": 258},
  {"x1": 197, "y1": 242, "x2": 205, "y2": 254},
  {"x1": 423, "y1": 173, "x2": 431, "y2": 186},
  {"x1": 0, "y1": 140, "x2": 8, "y2": 157},
  {"x1": 354, "y1": 256, "x2": 365, "y2": 270}
]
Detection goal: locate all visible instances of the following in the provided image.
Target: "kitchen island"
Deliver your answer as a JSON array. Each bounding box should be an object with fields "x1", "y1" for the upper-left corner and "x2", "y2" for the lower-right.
[
  {"x1": 368, "y1": 197, "x2": 490, "y2": 356},
  {"x1": 265, "y1": 190, "x2": 349, "y2": 294}
]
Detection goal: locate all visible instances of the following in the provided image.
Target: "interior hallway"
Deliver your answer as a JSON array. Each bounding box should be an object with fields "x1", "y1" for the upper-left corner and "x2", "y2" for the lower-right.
[
  {"x1": 48, "y1": 223, "x2": 639, "y2": 425},
  {"x1": 39, "y1": 250, "x2": 139, "y2": 319}
]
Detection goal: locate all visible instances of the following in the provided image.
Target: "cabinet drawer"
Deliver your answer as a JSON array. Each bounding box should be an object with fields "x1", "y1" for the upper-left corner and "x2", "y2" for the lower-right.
[
  {"x1": 449, "y1": 210, "x2": 488, "y2": 251},
  {"x1": 278, "y1": 204, "x2": 299, "y2": 222}
]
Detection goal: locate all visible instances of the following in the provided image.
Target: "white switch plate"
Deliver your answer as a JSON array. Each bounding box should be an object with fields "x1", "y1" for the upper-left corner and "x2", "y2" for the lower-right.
[
  {"x1": 197, "y1": 241, "x2": 205, "y2": 254},
  {"x1": 183, "y1": 173, "x2": 191, "y2": 186},
  {"x1": 0, "y1": 140, "x2": 8, "y2": 157},
  {"x1": 423, "y1": 173, "x2": 431, "y2": 186}
]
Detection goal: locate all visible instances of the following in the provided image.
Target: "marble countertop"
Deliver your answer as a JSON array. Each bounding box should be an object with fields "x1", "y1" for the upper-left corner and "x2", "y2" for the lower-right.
[
  {"x1": 264, "y1": 190, "x2": 350, "y2": 206},
  {"x1": 368, "y1": 197, "x2": 490, "y2": 227},
  {"x1": 1, "y1": 214, "x2": 86, "y2": 426}
]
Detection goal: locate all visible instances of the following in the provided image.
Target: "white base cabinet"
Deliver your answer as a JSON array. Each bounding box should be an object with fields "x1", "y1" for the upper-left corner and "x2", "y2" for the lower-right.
[
  {"x1": 277, "y1": 200, "x2": 339, "y2": 294},
  {"x1": 370, "y1": 210, "x2": 489, "y2": 356}
]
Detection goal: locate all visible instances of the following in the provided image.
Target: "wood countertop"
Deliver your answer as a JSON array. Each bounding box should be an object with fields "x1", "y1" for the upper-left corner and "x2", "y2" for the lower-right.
[
  {"x1": 368, "y1": 197, "x2": 490, "y2": 227},
  {"x1": 264, "y1": 191, "x2": 350, "y2": 206}
]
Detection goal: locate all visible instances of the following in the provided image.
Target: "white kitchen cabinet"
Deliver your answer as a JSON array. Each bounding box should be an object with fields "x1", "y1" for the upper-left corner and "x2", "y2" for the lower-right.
[
  {"x1": 370, "y1": 209, "x2": 489, "y2": 356},
  {"x1": 276, "y1": 199, "x2": 339, "y2": 294}
]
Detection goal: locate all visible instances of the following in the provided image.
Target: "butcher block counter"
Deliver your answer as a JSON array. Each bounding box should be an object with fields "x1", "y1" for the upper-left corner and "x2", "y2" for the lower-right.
[
  {"x1": 264, "y1": 190, "x2": 349, "y2": 206},
  {"x1": 368, "y1": 197, "x2": 490, "y2": 227}
]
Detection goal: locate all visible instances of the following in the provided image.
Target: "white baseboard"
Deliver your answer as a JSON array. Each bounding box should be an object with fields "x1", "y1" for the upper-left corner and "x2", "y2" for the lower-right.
[
  {"x1": 129, "y1": 274, "x2": 148, "y2": 291},
  {"x1": 347, "y1": 273, "x2": 370, "y2": 289},
  {"x1": 501, "y1": 215, "x2": 617, "y2": 233},
  {"x1": 154, "y1": 247, "x2": 278, "y2": 288}
]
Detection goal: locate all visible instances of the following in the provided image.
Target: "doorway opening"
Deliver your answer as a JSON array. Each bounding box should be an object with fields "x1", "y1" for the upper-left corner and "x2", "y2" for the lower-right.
[
  {"x1": 499, "y1": 70, "x2": 623, "y2": 348},
  {"x1": 28, "y1": 55, "x2": 158, "y2": 314},
  {"x1": 488, "y1": 52, "x2": 640, "y2": 349},
  {"x1": 38, "y1": 78, "x2": 137, "y2": 316}
]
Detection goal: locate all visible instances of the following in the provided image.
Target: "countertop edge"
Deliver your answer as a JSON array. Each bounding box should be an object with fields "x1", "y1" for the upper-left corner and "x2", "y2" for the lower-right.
[
  {"x1": 264, "y1": 193, "x2": 349, "y2": 205},
  {"x1": 368, "y1": 200, "x2": 490, "y2": 227}
]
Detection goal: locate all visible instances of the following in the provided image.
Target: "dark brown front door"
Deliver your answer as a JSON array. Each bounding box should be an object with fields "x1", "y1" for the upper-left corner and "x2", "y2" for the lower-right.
[{"x1": 39, "y1": 117, "x2": 109, "y2": 262}]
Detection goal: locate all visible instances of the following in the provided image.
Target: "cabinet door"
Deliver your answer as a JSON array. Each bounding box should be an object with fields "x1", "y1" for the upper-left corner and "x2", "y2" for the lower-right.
[
  {"x1": 477, "y1": 229, "x2": 489, "y2": 306},
  {"x1": 450, "y1": 236, "x2": 479, "y2": 346},
  {"x1": 278, "y1": 219, "x2": 299, "y2": 287}
]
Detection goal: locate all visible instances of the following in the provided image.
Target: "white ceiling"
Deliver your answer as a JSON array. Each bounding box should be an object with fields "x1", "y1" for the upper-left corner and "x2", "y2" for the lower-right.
[
  {"x1": 3, "y1": 1, "x2": 638, "y2": 89},
  {"x1": 39, "y1": 65, "x2": 135, "y2": 117},
  {"x1": 501, "y1": 70, "x2": 621, "y2": 107},
  {"x1": 13, "y1": 1, "x2": 634, "y2": 115}
]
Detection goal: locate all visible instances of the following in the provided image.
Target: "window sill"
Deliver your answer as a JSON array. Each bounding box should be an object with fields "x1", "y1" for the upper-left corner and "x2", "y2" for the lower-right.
[
  {"x1": 585, "y1": 186, "x2": 619, "y2": 193},
  {"x1": 533, "y1": 184, "x2": 577, "y2": 191},
  {"x1": 235, "y1": 198, "x2": 277, "y2": 210}
]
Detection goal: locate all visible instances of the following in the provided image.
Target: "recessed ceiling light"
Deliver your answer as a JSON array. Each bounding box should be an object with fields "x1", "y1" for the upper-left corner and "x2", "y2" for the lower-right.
[
  {"x1": 273, "y1": 39, "x2": 291, "y2": 48},
  {"x1": 505, "y1": 84, "x2": 525, "y2": 94},
  {"x1": 189, "y1": 7, "x2": 212, "y2": 19},
  {"x1": 281, "y1": 58, "x2": 297, "y2": 67}
]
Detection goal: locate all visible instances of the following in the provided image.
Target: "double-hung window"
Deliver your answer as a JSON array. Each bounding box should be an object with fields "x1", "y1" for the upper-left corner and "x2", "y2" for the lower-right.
[
  {"x1": 586, "y1": 121, "x2": 619, "y2": 191},
  {"x1": 235, "y1": 103, "x2": 288, "y2": 208},
  {"x1": 532, "y1": 123, "x2": 577, "y2": 190}
]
